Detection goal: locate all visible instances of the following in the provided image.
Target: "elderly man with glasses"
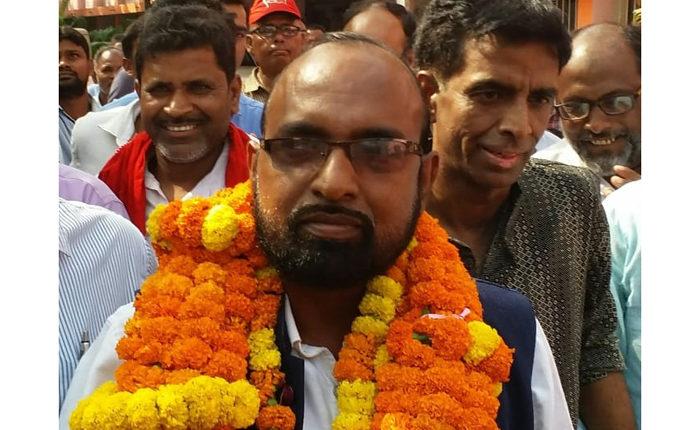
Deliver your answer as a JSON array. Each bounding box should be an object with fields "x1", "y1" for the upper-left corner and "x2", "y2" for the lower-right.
[
  {"x1": 534, "y1": 23, "x2": 641, "y2": 196},
  {"x1": 243, "y1": 0, "x2": 307, "y2": 104}
]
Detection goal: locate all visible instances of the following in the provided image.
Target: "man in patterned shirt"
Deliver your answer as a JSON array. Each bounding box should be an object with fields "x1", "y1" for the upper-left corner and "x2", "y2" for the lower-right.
[{"x1": 414, "y1": 0, "x2": 635, "y2": 428}]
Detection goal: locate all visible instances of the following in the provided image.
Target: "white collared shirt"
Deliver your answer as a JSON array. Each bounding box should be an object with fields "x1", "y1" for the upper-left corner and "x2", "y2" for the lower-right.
[
  {"x1": 144, "y1": 142, "x2": 229, "y2": 220},
  {"x1": 284, "y1": 296, "x2": 573, "y2": 430}
]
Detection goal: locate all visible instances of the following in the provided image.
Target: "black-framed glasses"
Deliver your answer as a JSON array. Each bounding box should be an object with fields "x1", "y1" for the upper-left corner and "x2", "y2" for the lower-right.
[
  {"x1": 260, "y1": 137, "x2": 424, "y2": 175},
  {"x1": 250, "y1": 24, "x2": 304, "y2": 39},
  {"x1": 554, "y1": 90, "x2": 640, "y2": 121}
]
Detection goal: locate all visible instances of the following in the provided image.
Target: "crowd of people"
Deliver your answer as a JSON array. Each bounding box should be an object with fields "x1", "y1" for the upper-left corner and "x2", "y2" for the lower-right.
[{"x1": 57, "y1": 0, "x2": 642, "y2": 429}]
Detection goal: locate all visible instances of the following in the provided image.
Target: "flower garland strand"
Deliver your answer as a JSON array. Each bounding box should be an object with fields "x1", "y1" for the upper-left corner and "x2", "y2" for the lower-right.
[{"x1": 70, "y1": 181, "x2": 513, "y2": 430}]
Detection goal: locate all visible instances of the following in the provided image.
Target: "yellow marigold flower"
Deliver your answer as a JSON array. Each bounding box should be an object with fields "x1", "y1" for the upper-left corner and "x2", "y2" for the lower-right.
[
  {"x1": 367, "y1": 276, "x2": 403, "y2": 303},
  {"x1": 213, "y1": 181, "x2": 251, "y2": 210},
  {"x1": 95, "y1": 391, "x2": 130, "y2": 430},
  {"x1": 125, "y1": 387, "x2": 160, "y2": 430},
  {"x1": 337, "y1": 380, "x2": 376, "y2": 403},
  {"x1": 70, "y1": 381, "x2": 118, "y2": 430},
  {"x1": 373, "y1": 345, "x2": 390, "y2": 372},
  {"x1": 255, "y1": 267, "x2": 278, "y2": 279},
  {"x1": 406, "y1": 237, "x2": 418, "y2": 252},
  {"x1": 248, "y1": 328, "x2": 276, "y2": 354},
  {"x1": 146, "y1": 203, "x2": 168, "y2": 246},
  {"x1": 492, "y1": 382, "x2": 503, "y2": 397},
  {"x1": 359, "y1": 293, "x2": 395, "y2": 323},
  {"x1": 156, "y1": 385, "x2": 188, "y2": 430},
  {"x1": 250, "y1": 348, "x2": 282, "y2": 371},
  {"x1": 183, "y1": 376, "x2": 223, "y2": 429},
  {"x1": 337, "y1": 395, "x2": 374, "y2": 416},
  {"x1": 464, "y1": 320, "x2": 502, "y2": 365},
  {"x1": 351, "y1": 316, "x2": 388, "y2": 339},
  {"x1": 201, "y1": 204, "x2": 241, "y2": 251},
  {"x1": 332, "y1": 412, "x2": 372, "y2": 430},
  {"x1": 222, "y1": 379, "x2": 261, "y2": 428}
]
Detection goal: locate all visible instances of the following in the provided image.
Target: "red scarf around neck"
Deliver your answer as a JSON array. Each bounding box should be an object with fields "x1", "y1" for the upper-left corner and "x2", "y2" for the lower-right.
[{"x1": 99, "y1": 123, "x2": 250, "y2": 233}]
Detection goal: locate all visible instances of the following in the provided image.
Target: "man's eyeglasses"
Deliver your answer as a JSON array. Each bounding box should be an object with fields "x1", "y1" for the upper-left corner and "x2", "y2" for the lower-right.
[
  {"x1": 554, "y1": 91, "x2": 640, "y2": 121},
  {"x1": 250, "y1": 24, "x2": 304, "y2": 39},
  {"x1": 260, "y1": 137, "x2": 424, "y2": 175}
]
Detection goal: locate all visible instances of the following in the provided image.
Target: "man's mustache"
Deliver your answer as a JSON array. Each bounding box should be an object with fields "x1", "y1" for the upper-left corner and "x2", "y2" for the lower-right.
[{"x1": 288, "y1": 204, "x2": 374, "y2": 236}]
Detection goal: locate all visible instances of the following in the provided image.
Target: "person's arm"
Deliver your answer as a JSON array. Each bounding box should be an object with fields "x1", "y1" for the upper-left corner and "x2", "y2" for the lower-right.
[
  {"x1": 579, "y1": 372, "x2": 635, "y2": 430},
  {"x1": 578, "y1": 190, "x2": 635, "y2": 430},
  {"x1": 59, "y1": 304, "x2": 134, "y2": 430},
  {"x1": 531, "y1": 319, "x2": 574, "y2": 430}
]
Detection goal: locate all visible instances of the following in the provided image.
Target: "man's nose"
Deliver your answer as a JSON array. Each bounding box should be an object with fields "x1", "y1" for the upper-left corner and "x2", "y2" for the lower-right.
[
  {"x1": 498, "y1": 98, "x2": 535, "y2": 144},
  {"x1": 584, "y1": 105, "x2": 617, "y2": 135},
  {"x1": 163, "y1": 90, "x2": 194, "y2": 117},
  {"x1": 310, "y1": 148, "x2": 360, "y2": 203}
]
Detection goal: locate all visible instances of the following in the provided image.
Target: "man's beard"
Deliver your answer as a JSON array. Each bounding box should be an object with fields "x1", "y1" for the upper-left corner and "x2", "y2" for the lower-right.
[
  {"x1": 253, "y1": 181, "x2": 421, "y2": 290},
  {"x1": 59, "y1": 73, "x2": 87, "y2": 99},
  {"x1": 571, "y1": 132, "x2": 641, "y2": 177}
]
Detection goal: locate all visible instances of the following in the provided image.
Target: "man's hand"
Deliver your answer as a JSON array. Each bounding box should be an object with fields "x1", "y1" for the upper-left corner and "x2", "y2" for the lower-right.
[
  {"x1": 610, "y1": 165, "x2": 641, "y2": 189},
  {"x1": 579, "y1": 372, "x2": 636, "y2": 430}
]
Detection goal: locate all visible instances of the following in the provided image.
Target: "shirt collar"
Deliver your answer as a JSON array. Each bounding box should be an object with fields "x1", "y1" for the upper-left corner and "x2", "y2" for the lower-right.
[
  {"x1": 242, "y1": 67, "x2": 270, "y2": 94},
  {"x1": 284, "y1": 295, "x2": 331, "y2": 360}
]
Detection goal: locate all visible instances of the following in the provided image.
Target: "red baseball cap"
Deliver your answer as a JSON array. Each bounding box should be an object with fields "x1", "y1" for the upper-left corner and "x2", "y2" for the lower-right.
[{"x1": 248, "y1": 0, "x2": 303, "y2": 25}]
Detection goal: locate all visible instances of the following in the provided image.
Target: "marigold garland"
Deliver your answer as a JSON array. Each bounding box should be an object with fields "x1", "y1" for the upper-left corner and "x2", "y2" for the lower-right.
[{"x1": 70, "y1": 181, "x2": 513, "y2": 430}]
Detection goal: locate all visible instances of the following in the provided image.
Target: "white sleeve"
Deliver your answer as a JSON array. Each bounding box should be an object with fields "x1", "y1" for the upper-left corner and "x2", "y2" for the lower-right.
[
  {"x1": 59, "y1": 303, "x2": 135, "y2": 430},
  {"x1": 532, "y1": 318, "x2": 574, "y2": 430}
]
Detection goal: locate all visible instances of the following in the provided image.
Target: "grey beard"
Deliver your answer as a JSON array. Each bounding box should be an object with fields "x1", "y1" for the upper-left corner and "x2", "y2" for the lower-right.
[{"x1": 576, "y1": 136, "x2": 641, "y2": 177}]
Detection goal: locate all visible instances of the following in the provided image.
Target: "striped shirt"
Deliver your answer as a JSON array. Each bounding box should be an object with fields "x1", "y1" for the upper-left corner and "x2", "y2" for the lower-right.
[{"x1": 58, "y1": 199, "x2": 156, "y2": 409}]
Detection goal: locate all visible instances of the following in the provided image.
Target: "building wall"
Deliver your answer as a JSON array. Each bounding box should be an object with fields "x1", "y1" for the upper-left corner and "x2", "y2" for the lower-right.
[{"x1": 577, "y1": 0, "x2": 630, "y2": 27}]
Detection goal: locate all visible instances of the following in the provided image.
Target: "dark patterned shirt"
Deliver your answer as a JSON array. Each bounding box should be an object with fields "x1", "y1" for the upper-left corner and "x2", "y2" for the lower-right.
[{"x1": 450, "y1": 159, "x2": 624, "y2": 426}]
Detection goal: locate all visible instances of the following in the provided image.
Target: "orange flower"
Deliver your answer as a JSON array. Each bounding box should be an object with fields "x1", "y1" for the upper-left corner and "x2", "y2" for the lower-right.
[
  {"x1": 251, "y1": 295, "x2": 281, "y2": 331},
  {"x1": 412, "y1": 317, "x2": 471, "y2": 361},
  {"x1": 224, "y1": 292, "x2": 255, "y2": 322},
  {"x1": 256, "y1": 405, "x2": 296, "y2": 430},
  {"x1": 250, "y1": 369, "x2": 285, "y2": 403},
  {"x1": 165, "y1": 368, "x2": 201, "y2": 385},
  {"x1": 161, "y1": 337, "x2": 213, "y2": 370},
  {"x1": 203, "y1": 349, "x2": 248, "y2": 381},
  {"x1": 385, "y1": 320, "x2": 435, "y2": 369},
  {"x1": 334, "y1": 358, "x2": 373, "y2": 381},
  {"x1": 163, "y1": 254, "x2": 199, "y2": 277},
  {"x1": 212, "y1": 329, "x2": 250, "y2": 356},
  {"x1": 473, "y1": 341, "x2": 514, "y2": 383},
  {"x1": 192, "y1": 262, "x2": 228, "y2": 286},
  {"x1": 115, "y1": 361, "x2": 166, "y2": 392}
]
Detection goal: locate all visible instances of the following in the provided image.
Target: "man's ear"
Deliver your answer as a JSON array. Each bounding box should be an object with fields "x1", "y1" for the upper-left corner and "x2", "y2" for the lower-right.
[
  {"x1": 419, "y1": 151, "x2": 440, "y2": 202},
  {"x1": 230, "y1": 75, "x2": 242, "y2": 116},
  {"x1": 416, "y1": 70, "x2": 440, "y2": 124},
  {"x1": 247, "y1": 138, "x2": 259, "y2": 178},
  {"x1": 245, "y1": 34, "x2": 254, "y2": 55}
]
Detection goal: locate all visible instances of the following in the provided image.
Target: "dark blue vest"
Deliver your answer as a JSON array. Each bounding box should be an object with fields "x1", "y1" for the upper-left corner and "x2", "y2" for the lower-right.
[{"x1": 273, "y1": 278, "x2": 536, "y2": 430}]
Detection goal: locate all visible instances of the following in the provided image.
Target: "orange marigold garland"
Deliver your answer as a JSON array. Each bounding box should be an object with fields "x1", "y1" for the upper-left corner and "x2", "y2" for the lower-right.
[{"x1": 69, "y1": 181, "x2": 513, "y2": 430}]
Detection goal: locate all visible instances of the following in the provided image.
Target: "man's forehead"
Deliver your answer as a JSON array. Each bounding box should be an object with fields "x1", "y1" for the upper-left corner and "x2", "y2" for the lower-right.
[
  {"x1": 453, "y1": 37, "x2": 559, "y2": 87},
  {"x1": 267, "y1": 44, "x2": 424, "y2": 137},
  {"x1": 59, "y1": 40, "x2": 86, "y2": 54}
]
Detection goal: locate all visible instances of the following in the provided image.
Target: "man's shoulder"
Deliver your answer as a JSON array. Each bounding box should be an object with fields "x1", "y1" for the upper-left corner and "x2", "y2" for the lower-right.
[
  {"x1": 239, "y1": 93, "x2": 264, "y2": 111},
  {"x1": 476, "y1": 278, "x2": 535, "y2": 317},
  {"x1": 74, "y1": 103, "x2": 133, "y2": 132},
  {"x1": 520, "y1": 158, "x2": 600, "y2": 203}
]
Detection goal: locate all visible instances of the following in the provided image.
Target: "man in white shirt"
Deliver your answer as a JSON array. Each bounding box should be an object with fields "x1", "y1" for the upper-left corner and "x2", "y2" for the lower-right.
[
  {"x1": 62, "y1": 31, "x2": 571, "y2": 430},
  {"x1": 535, "y1": 23, "x2": 641, "y2": 195},
  {"x1": 97, "y1": 4, "x2": 251, "y2": 234}
]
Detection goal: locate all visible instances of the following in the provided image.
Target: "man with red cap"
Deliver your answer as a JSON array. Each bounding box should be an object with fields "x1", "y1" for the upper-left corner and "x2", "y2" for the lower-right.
[{"x1": 244, "y1": 0, "x2": 307, "y2": 103}]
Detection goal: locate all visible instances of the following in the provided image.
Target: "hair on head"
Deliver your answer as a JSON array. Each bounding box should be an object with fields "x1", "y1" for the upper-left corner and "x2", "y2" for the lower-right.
[
  {"x1": 59, "y1": 26, "x2": 91, "y2": 59},
  {"x1": 135, "y1": 4, "x2": 236, "y2": 81},
  {"x1": 414, "y1": 0, "x2": 571, "y2": 80}
]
